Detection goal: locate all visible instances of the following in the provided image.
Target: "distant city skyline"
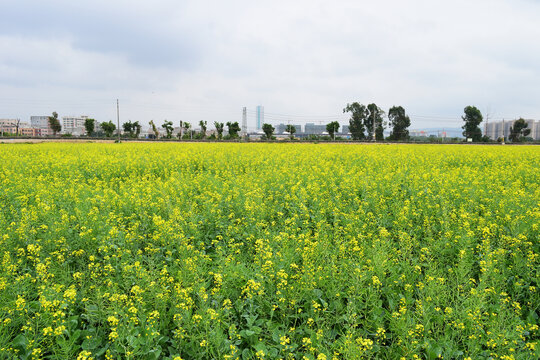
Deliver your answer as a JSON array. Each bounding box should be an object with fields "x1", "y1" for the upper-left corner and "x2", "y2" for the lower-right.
[
  {"x1": 2, "y1": 107, "x2": 537, "y2": 136},
  {"x1": 1, "y1": 1, "x2": 539, "y2": 128}
]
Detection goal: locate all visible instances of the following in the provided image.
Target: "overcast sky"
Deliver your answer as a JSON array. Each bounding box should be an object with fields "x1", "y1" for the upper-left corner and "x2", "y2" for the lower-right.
[{"x1": 1, "y1": 0, "x2": 539, "y2": 130}]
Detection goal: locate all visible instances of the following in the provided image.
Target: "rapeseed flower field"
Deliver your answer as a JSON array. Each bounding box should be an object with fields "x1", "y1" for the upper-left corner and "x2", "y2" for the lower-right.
[{"x1": 0, "y1": 143, "x2": 538, "y2": 359}]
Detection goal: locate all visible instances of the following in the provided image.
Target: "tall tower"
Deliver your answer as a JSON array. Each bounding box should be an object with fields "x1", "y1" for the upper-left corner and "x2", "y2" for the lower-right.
[
  {"x1": 242, "y1": 107, "x2": 247, "y2": 139},
  {"x1": 256, "y1": 105, "x2": 264, "y2": 130}
]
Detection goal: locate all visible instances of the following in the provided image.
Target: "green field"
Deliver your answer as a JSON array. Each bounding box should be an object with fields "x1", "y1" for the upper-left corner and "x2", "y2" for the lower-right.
[{"x1": 0, "y1": 143, "x2": 538, "y2": 359}]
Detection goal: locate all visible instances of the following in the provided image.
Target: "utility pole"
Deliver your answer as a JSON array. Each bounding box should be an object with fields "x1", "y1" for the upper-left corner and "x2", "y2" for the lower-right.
[
  {"x1": 242, "y1": 107, "x2": 247, "y2": 140},
  {"x1": 484, "y1": 106, "x2": 492, "y2": 140},
  {"x1": 372, "y1": 108, "x2": 376, "y2": 141},
  {"x1": 117, "y1": 99, "x2": 120, "y2": 142}
]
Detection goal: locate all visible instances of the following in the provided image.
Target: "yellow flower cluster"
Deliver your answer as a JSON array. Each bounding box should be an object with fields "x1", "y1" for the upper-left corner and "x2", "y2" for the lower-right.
[{"x1": 0, "y1": 142, "x2": 537, "y2": 359}]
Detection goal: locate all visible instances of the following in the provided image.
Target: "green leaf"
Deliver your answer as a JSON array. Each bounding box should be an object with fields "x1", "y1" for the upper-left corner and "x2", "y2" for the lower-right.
[
  {"x1": 253, "y1": 342, "x2": 268, "y2": 353},
  {"x1": 71, "y1": 330, "x2": 82, "y2": 342},
  {"x1": 242, "y1": 348, "x2": 251, "y2": 360},
  {"x1": 81, "y1": 337, "x2": 100, "y2": 350},
  {"x1": 13, "y1": 334, "x2": 27, "y2": 349}
]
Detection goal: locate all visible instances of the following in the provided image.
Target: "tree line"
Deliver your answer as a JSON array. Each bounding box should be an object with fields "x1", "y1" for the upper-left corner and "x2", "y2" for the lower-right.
[
  {"x1": 44, "y1": 105, "x2": 533, "y2": 142},
  {"x1": 261, "y1": 104, "x2": 532, "y2": 142}
]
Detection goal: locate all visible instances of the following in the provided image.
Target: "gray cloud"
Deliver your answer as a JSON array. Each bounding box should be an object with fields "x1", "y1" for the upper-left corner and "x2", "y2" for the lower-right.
[
  {"x1": 0, "y1": 0, "x2": 200, "y2": 68},
  {"x1": 1, "y1": 0, "x2": 539, "y2": 128}
]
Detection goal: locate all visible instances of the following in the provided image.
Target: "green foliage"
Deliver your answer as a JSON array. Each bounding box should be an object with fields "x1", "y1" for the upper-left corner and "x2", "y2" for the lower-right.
[
  {"x1": 214, "y1": 122, "x2": 225, "y2": 140},
  {"x1": 122, "y1": 121, "x2": 140, "y2": 138},
  {"x1": 461, "y1": 106, "x2": 483, "y2": 141},
  {"x1": 226, "y1": 121, "x2": 241, "y2": 138},
  {"x1": 0, "y1": 144, "x2": 538, "y2": 359},
  {"x1": 262, "y1": 123, "x2": 275, "y2": 140},
  {"x1": 180, "y1": 122, "x2": 192, "y2": 140},
  {"x1": 199, "y1": 120, "x2": 207, "y2": 139},
  {"x1": 100, "y1": 121, "x2": 116, "y2": 137},
  {"x1": 162, "y1": 120, "x2": 174, "y2": 139},
  {"x1": 509, "y1": 118, "x2": 531, "y2": 142},
  {"x1": 285, "y1": 124, "x2": 296, "y2": 139},
  {"x1": 343, "y1": 102, "x2": 384, "y2": 140},
  {"x1": 149, "y1": 120, "x2": 159, "y2": 139},
  {"x1": 84, "y1": 118, "x2": 96, "y2": 137},
  {"x1": 343, "y1": 102, "x2": 368, "y2": 140},
  {"x1": 48, "y1": 112, "x2": 62, "y2": 136},
  {"x1": 387, "y1": 106, "x2": 411, "y2": 141},
  {"x1": 133, "y1": 121, "x2": 141, "y2": 138},
  {"x1": 326, "y1": 121, "x2": 340, "y2": 139},
  {"x1": 367, "y1": 103, "x2": 385, "y2": 140}
]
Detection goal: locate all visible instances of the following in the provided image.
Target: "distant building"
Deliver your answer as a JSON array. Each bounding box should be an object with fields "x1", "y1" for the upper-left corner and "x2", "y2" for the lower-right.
[
  {"x1": 340, "y1": 125, "x2": 349, "y2": 134},
  {"x1": 410, "y1": 130, "x2": 428, "y2": 137},
  {"x1": 275, "y1": 123, "x2": 302, "y2": 134},
  {"x1": 0, "y1": 119, "x2": 40, "y2": 136},
  {"x1": 304, "y1": 123, "x2": 326, "y2": 134},
  {"x1": 485, "y1": 119, "x2": 539, "y2": 140},
  {"x1": 31, "y1": 116, "x2": 53, "y2": 136},
  {"x1": 532, "y1": 121, "x2": 540, "y2": 140},
  {"x1": 0, "y1": 118, "x2": 19, "y2": 128},
  {"x1": 62, "y1": 115, "x2": 89, "y2": 136},
  {"x1": 0, "y1": 119, "x2": 19, "y2": 135},
  {"x1": 256, "y1": 106, "x2": 264, "y2": 130},
  {"x1": 18, "y1": 126, "x2": 40, "y2": 137}
]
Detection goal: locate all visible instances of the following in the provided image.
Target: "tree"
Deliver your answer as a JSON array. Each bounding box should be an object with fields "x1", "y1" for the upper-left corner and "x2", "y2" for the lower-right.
[
  {"x1": 509, "y1": 118, "x2": 531, "y2": 142},
  {"x1": 262, "y1": 123, "x2": 274, "y2": 140},
  {"x1": 214, "y1": 122, "x2": 224, "y2": 139},
  {"x1": 343, "y1": 103, "x2": 368, "y2": 140},
  {"x1": 149, "y1": 120, "x2": 159, "y2": 139},
  {"x1": 285, "y1": 124, "x2": 296, "y2": 139},
  {"x1": 122, "y1": 121, "x2": 136, "y2": 137},
  {"x1": 462, "y1": 106, "x2": 483, "y2": 141},
  {"x1": 326, "y1": 121, "x2": 340, "y2": 140},
  {"x1": 15, "y1": 119, "x2": 21, "y2": 136},
  {"x1": 387, "y1": 106, "x2": 411, "y2": 141},
  {"x1": 100, "y1": 121, "x2": 116, "y2": 137},
  {"x1": 226, "y1": 121, "x2": 241, "y2": 138},
  {"x1": 182, "y1": 122, "x2": 192, "y2": 139},
  {"x1": 48, "y1": 112, "x2": 62, "y2": 136},
  {"x1": 367, "y1": 103, "x2": 385, "y2": 140},
  {"x1": 162, "y1": 120, "x2": 174, "y2": 139},
  {"x1": 84, "y1": 118, "x2": 95, "y2": 136},
  {"x1": 132, "y1": 121, "x2": 141, "y2": 138},
  {"x1": 199, "y1": 120, "x2": 207, "y2": 139}
]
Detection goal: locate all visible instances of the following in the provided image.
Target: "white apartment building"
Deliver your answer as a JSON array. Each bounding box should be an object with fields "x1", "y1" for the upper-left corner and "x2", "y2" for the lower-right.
[
  {"x1": 62, "y1": 115, "x2": 89, "y2": 136},
  {"x1": 485, "y1": 119, "x2": 539, "y2": 140}
]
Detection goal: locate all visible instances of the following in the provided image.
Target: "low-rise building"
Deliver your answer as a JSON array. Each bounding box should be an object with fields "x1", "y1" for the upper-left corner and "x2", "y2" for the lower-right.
[
  {"x1": 0, "y1": 119, "x2": 41, "y2": 136},
  {"x1": 62, "y1": 115, "x2": 89, "y2": 136},
  {"x1": 1, "y1": 119, "x2": 20, "y2": 135},
  {"x1": 31, "y1": 115, "x2": 53, "y2": 136}
]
